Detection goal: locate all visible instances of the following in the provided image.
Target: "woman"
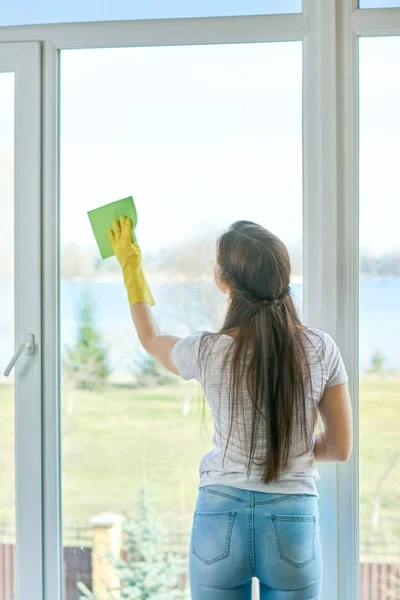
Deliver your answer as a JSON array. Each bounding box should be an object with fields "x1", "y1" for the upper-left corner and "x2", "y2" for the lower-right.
[{"x1": 108, "y1": 218, "x2": 353, "y2": 600}]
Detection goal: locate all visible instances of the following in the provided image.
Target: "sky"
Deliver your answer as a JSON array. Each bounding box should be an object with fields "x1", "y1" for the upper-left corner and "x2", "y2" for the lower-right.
[
  {"x1": 0, "y1": 1, "x2": 301, "y2": 26},
  {"x1": 59, "y1": 43, "x2": 303, "y2": 253},
  {"x1": 360, "y1": 0, "x2": 400, "y2": 6},
  {"x1": 56, "y1": 37, "x2": 399, "y2": 255},
  {"x1": 1, "y1": 0, "x2": 400, "y2": 26},
  {"x1": 359, "y1": 37, "x2": 400, "y2": 253},
  {"x1": 1, "y1": 26, "x2": 400, "y2": 256}
]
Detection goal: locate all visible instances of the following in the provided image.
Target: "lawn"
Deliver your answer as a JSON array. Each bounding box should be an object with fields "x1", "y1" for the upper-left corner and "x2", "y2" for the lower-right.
[
  {"x1": 358, "y1": 379, "x2": 400, "y2": 560},
  {"x1": 61, "y1": 382, "x2": 212, "y2": 527},
  {"x1": 0, "y1": 381, "x2": 213, "y2": 544},
  {"x1": 1, "y1": 379, "x2": 399, "y2": 558}
]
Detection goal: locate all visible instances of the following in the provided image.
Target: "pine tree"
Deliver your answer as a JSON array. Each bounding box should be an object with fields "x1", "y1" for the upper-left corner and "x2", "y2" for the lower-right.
[
  {"x1": 78, "y1": 489, "x2": 190, "y2": 600},
  {"x1": 370, "y1": 349, "x2": 386, "y2": 374},
  {"x1": 64, "y1": 290, "x2": 111, "y2": 390}
]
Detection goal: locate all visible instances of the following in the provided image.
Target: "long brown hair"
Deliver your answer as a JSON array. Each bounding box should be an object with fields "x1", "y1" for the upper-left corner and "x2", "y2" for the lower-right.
[{"x1": 202, "y1": 221, "x2": 313, "y2": 484}]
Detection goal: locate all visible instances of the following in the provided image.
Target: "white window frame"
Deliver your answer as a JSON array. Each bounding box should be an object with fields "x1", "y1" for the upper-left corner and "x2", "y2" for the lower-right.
[
  {"x1": 2, "y1": 1, "x2": 400, "y2": 598},
  {"x1": 0, "y1": 42, "x2": 42, "y2": 600}
]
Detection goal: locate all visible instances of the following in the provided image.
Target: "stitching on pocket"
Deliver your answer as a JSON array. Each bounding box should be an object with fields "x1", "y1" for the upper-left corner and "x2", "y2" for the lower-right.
[
  {"x1": 269, "y1": 514, "x2": 316, "y2": 569},
  {"x1": 193, "y1": 511, "x2": 237, "y2": 565}
]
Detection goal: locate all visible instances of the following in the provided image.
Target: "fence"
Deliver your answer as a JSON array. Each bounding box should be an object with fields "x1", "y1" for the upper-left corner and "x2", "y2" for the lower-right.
[
  {"x1": 1, "y1": 517, "x2": 400, "y2": 600},
  {"x1": 0, "y1": 543, "x2": 91, "y2": 600},
  {"x1": 0, "y1": 544, "x2": 15, "y2": 600},
  {"x1": 360, "y1": 563, "x2": 400, "y2": 599},
  {"x1": 64, "y1": 546, "x2": 92, "y2": 600}
]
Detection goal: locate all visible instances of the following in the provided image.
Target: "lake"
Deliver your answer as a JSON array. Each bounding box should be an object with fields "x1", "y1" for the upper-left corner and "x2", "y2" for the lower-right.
[{"x1": 1, "y1": 277, "x2": 400, "y2": 374}]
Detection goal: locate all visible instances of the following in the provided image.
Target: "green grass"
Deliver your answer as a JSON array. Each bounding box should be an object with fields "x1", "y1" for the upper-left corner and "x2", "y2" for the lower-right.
[
  {"x1": 359, "y1": 379, "x2": 400, "y2": 560},
  {"x1": 0, "y1": 381, "x2": 213, "y2": 538},
  {"x1": 1, "y1": 379, "x2": 400, "y2": 559},
  {"x1": 61, "y1": 383, "x2": 212, "y2": 527}
]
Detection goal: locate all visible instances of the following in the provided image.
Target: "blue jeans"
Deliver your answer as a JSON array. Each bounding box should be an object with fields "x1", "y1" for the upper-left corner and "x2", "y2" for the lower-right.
[{"x1": 189, "y1": 486, "x2": 322, "y2": 600}]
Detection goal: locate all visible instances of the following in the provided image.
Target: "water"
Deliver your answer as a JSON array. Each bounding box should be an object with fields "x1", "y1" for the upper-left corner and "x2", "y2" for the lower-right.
[{"x1": 1, "y1": 278, "x2": 400, "y2": 373}]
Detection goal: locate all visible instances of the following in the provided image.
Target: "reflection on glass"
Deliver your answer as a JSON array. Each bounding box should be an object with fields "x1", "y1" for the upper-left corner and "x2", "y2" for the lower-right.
[
  {"x1": 0, "y1": 0, "x2": 302, "y2": 27},
  {"x1": 0, "y1": 73, "x2": 16, "y2": 600},
  {"x1": 359, "y1": 37, "x2": 400, "y2": 598},
  {"x1": 60, "y1": 43, "x2": 302, "y2": 599}
]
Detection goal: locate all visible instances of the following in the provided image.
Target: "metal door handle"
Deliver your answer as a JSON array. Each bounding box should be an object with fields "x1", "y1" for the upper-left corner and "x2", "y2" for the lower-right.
[{"x1": 4, "y1": 334, "x2": 34, "y2": 377}]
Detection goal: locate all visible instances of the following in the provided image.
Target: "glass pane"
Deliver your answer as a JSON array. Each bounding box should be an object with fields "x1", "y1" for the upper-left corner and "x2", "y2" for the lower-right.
[
  {"x1": 0, "y1": 73, "x2": 16, "y2": 600},
  {"x1": 359, "y1": 37, "x2": 400, "y2": 598},
  {"x1": 1, "y1": 0, "x2": 301, "y2": 26},
  {"x1": 60, "y1": 43, "x2": 302, "y2": 599},
  {"x1": 359, "y1": 1, "x2": 400, "y2": 8}
]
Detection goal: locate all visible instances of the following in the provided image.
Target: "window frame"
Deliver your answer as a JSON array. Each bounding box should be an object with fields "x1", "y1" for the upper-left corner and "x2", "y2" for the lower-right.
[
  {"x1": 0, "y1": 42, "x2": 43, "y2": 600},
  {"x1": 2, "y1": 1, "x2": 400, "y2": 598}
]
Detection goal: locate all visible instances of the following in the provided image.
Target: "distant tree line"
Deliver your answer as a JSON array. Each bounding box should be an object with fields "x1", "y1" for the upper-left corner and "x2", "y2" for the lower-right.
[
  {"x1": 63, "y1": 279, "x2": 398, "y2": 394},
  {"x1": 360, "y1": 248, "x2": 400, "y2": 277},
  {"x1": 61, "y1": 243, "x2": 121, "y2": 280},
  {"x1": 60, "y1": 241, "x2": 400, "y2": 280}
]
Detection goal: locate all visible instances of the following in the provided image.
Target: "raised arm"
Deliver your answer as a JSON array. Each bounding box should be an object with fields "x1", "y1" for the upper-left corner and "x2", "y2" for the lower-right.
[{"x1": 108, "y1": 217, "x2": 180, "y2": 375}]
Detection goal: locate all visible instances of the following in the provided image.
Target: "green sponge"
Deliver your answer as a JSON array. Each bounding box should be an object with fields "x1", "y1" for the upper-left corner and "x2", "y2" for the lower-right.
[{"x1": 87, "y1": 196, "x2": 138, "y2": 259}]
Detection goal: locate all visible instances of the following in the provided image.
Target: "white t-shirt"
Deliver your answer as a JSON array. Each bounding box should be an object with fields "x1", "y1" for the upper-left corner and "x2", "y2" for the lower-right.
[{"x1": 172, "y1": 327, "x2": 348, "y2": 496}]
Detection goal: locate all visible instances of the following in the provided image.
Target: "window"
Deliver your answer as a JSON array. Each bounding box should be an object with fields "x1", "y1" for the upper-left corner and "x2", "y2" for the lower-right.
[
  {"x1": 359, "y1": 1, "x2": 400, "y2": 7},
  {"x1": 0, "y1": 0, "x2": 301, "y2": 27},
  {"x1": 60, "y1": 42, "x2": 302, "y2": 598},
  {"x1": 0, "y1": 72, "x2": 16, "y2": 600},
  {"x1": 3, "y1": 4, "x2": 400, "y2": 600},
  {"x1": 359, "y1": 37, "x2": 400, "y2": 597}
]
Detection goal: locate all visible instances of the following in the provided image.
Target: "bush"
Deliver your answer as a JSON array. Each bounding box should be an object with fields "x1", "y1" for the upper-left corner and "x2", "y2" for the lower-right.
[
  {"x1": 134, "y1": 354, "x2": 177, "y2": 388},
  {"x1": 369, "y1": 350, "x2": 386, "y2": 374},
  {"x1": 78, "y1": 489, "x2": 190, "y2": 600}
]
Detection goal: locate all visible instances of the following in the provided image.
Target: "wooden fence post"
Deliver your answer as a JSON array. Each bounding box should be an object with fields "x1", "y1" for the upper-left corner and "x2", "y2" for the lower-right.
[{"x1": 91, "y1": 513, "x2": 124, "y2": 600}]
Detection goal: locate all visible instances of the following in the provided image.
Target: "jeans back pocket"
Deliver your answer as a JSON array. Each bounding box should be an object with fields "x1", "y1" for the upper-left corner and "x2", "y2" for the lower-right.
[
  {"x1": 269, "y1": 514, "x2": 316, "y2": 568},
  {"x1": 192, "y1": 511, "x2": 236, "y2": 565}
]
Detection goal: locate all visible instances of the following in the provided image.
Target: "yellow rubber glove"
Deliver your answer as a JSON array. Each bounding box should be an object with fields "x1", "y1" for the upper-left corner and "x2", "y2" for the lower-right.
[{"x1": 107, "y1": 216, "x2": 155, "y2": 307}]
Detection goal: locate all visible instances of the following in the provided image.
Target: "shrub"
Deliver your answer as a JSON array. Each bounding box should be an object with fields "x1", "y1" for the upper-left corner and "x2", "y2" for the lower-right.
[
  {"x1": 78, "y1": 489, "x2": 190, "y2": 600},
  {"x1": 369, "y1": 350, "x2": 386, "y2": 374},
  {"x1": 134, "y1": 354, "x2": 177, "y2": 388}
]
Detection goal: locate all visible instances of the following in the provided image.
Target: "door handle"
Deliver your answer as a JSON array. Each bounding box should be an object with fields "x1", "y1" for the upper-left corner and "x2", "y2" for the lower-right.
[{"x1": 4, "y1": 333, "x2": 34, "y2": 377}]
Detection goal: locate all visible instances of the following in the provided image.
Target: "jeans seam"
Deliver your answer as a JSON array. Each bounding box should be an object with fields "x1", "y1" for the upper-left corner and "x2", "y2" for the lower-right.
[
  {"x1": 194, "y1": 511, "x2": 235, "y2": 518},
  {"x1": 199, "y1": 488, "x2": 249, "y2": 504},
  {"x1": 255, "y1": 495, "x2": 305, "y2": 506},
  {"x1": 249, "y1": 492, "x2": 255, "y2": 575}
]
